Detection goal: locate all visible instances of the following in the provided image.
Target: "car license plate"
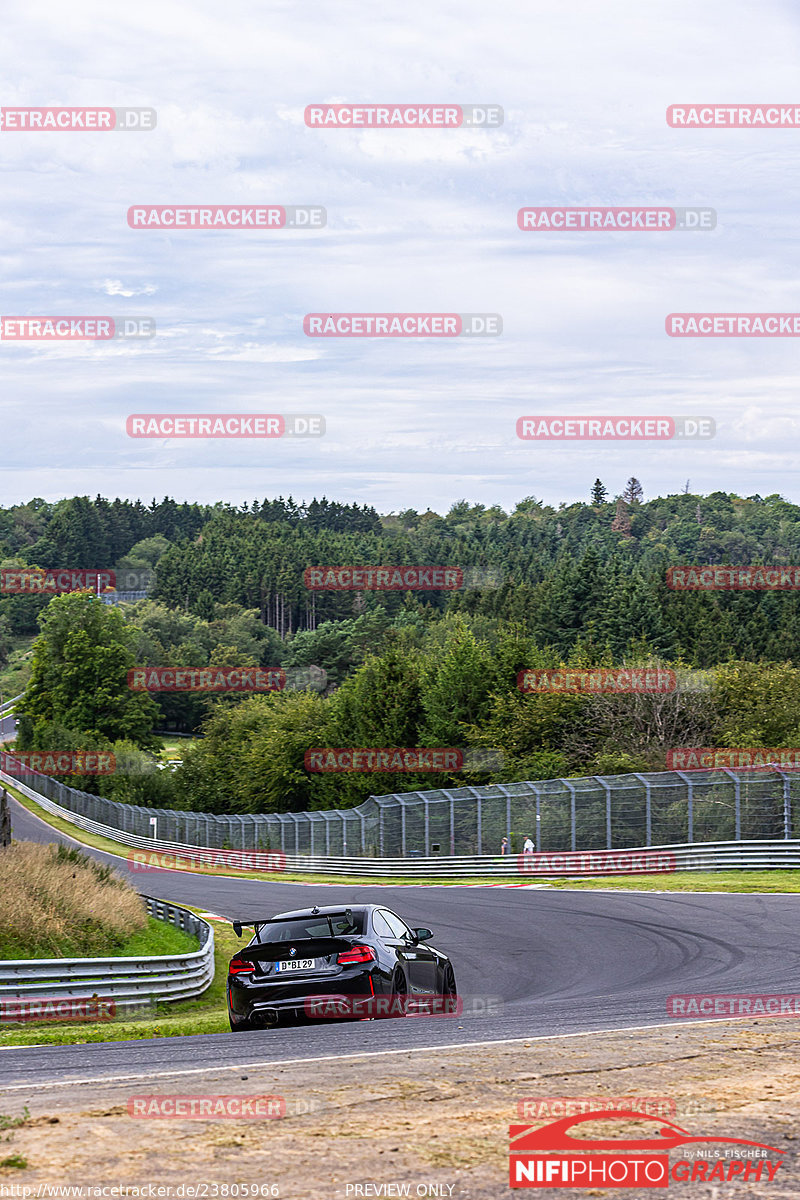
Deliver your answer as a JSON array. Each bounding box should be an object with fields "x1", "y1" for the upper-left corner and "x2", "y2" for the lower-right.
[{"x1": 275, "y1": 958, "x2": 316, "y2": 973}]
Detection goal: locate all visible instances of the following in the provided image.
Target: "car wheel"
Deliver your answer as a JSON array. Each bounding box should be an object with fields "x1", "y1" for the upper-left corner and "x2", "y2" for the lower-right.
[
  {"x1": 229, "y1": 1014, "x2": 256, "y2": 1032},
  {"x1": 377, "y1": 967, "x2": 408, "y2": 1018},
  {"x1": 442, "y1": 961, "x2": 458, "y2": 1014}
]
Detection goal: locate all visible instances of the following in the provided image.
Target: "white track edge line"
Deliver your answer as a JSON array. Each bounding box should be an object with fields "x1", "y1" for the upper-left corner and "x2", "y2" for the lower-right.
[{"x1": 0, "y1": 1015, "x2": 794, "y2": 1092}]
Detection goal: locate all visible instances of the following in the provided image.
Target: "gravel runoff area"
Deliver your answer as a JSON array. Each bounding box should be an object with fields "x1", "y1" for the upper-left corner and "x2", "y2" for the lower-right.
[{"x1": 0, "y1": 1018, "x2": 797, "y2": 1198}]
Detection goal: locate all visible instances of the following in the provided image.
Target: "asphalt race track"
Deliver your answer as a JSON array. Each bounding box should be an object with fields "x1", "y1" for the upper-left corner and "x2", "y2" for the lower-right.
[{"x1": 3, "y1": 795, "x2": 799, "y2": 1090}]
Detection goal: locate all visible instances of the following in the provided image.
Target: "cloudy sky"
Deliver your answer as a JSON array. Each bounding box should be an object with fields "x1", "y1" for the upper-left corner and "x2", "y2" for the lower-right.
[{"x1": 2, "y1": 0, "x2": 800, "y2": 513}]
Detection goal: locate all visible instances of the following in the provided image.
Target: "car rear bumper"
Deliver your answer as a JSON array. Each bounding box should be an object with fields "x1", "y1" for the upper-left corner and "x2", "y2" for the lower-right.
[{"x1": 228, "y1": 967, "x2": 377, "y2": 1021}]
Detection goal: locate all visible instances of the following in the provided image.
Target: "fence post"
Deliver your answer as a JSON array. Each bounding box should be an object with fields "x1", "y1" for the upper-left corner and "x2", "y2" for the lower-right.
[
  {"x1": 531, "y1": 784, "x2": 541, "y2": 851},
  {"x1": 379, "y1": 806, "x2": 384, "y2": 857},
  {"x1": 773, "y1": 769, "x2": 792, "y2": 840},
  {"x1": 564, "y1": 781, "x2": 576, "y2": 852},
  {"x1": 593, "y1": 778, "x2": 612, "y2": 849},
  {"x1": 450, "y1": 796, "x2": 455, "y2": 855},
  {"x1": 632, "y1": 774, "x2": 652, "y2": 846},
  {"x1": 495, "y1": 785, "x2": 512, "y2": 849},
  {"x1": 720, "y1": 769, "x2": 741, "y2": 840},
  {"x1": 477, "y1": 795, "x2": 482, "y2": 854},
  {"x1": 424, "y1": 798, "x2": 430, "y2": 856},
  {"x1": 400, "y1": 797, "x2": 407, "y2": 857},
  {"x1": 674, "y1": 771, "x2": 694, "y2": 843}
]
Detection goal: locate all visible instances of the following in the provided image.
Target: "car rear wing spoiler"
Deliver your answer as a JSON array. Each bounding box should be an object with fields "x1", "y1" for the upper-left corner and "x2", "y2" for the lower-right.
[
  {"x1": 232, "y1": 920, "x2": 266, "y2": 938},
  {"x1": 232, "y1": 907, "x2": 355, "y2": 939}
]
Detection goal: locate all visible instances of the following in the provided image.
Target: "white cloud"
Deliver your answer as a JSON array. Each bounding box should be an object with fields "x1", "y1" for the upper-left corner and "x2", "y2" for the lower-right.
[{"x1": 2, "y1": 0, "x2": 800, "y2": 508}]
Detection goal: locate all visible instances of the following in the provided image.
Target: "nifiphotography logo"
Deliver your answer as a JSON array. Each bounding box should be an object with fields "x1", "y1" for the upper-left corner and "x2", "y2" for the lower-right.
[{"x1": 508, "y1": 1110, "x2": 784, "y2": 1188}]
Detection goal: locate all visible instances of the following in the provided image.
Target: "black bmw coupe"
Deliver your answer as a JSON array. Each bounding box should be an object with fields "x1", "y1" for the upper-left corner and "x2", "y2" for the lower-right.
[{"x1": 227, "y1": 903, "x2": 457, "y2": 1030}]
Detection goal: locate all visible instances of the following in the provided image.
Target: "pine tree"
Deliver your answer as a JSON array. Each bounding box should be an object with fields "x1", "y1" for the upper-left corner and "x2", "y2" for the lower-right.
[
  {"x1": 623, "y1": 477, "x2": 644, "y2": 505},
  {"x1": 591, "y1": 479, "x2": 607, "y2": 505},
  {"x1": 611, "y1": 498, "x2": 633, "y2": 538}
]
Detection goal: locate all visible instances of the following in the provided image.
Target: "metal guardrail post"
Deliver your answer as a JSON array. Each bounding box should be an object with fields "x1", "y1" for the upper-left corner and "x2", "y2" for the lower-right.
[
  {"x1": 379, "y1": 806, "x2": 384, "y2": 857},
  {"x1": 450, "y1": 795, "x2": 455, "y2": 855}
]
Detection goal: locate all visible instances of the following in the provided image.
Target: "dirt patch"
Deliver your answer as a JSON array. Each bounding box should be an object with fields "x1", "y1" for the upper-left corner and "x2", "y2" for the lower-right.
[{"x1": 0, "y1": 1019, "x2": 798, "y2": 1198}]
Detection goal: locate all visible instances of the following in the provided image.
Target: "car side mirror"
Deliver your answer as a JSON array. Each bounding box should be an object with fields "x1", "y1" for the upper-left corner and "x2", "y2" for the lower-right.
[
  {"x1": 232, "y1": 921, "x2": 243, "y2": 937},
  {"x1": 413, "y1": 927, "x2": 433, "y2": 942}
]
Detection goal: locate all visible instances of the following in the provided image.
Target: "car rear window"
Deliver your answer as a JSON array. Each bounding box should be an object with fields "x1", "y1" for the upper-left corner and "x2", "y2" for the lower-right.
[{"x1": 257, "y1": 912, "x2": 364, "y2": 942}]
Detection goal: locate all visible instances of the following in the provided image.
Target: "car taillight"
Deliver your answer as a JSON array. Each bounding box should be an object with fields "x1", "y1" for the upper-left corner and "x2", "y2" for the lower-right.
[
  {"x1": 337, "y1": 945, "x2": 375, "y2": 965},
  {"x1": 229, "y1": 958, "x2": 256, "y2": 975}
]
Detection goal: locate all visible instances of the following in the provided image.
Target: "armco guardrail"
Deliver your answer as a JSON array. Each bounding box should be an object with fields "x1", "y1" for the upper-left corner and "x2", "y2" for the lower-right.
[
  {"x1": 0, "y1": 694, "x2": 22, "y2": 716},
  {"x1": 0, "y1": 897, "x2": 214, "y2": 1012},
  {"x1": 4, "y1": 768, "x2": 800, "y2": 877}
]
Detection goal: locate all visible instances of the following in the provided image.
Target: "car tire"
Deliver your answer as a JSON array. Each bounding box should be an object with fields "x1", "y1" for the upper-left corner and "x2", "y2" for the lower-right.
[
  {"x1": 442, "y1": 961, "x2": 458, "y2": 1014},
  {"x1": 229, "y1": 1014, "x2": 257, "y2": 1032},
  {"x1": 376, "y1": 967, "x2": 408, "y2": 1018}
]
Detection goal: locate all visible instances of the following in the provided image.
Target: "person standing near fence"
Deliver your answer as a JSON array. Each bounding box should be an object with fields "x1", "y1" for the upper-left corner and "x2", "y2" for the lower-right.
[{"x1": 500, "y1": 836, "x2": 509, "y2": 855}]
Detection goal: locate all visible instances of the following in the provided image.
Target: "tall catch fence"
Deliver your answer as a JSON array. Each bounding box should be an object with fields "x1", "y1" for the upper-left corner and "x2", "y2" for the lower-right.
[{"x1": 0, "y1": 760, "x2": 797, "y2": 856}]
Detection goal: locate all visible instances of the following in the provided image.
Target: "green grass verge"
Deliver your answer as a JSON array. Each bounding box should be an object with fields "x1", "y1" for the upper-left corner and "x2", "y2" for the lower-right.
[
  {"x1": 548, "y1": 870, "x2": 800, "y2": 892},
  {"x1": 0, "y1": 915, "x2": 198, "y2": 961},
  {"x1": 0, "y1": 916, "x2": 239, "y2": 1047}
]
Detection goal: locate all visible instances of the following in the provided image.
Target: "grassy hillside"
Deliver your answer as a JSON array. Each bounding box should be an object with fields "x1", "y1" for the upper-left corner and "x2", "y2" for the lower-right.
[{"x1": 0, "y1": 841, "x2": 193, "y2": 959}]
